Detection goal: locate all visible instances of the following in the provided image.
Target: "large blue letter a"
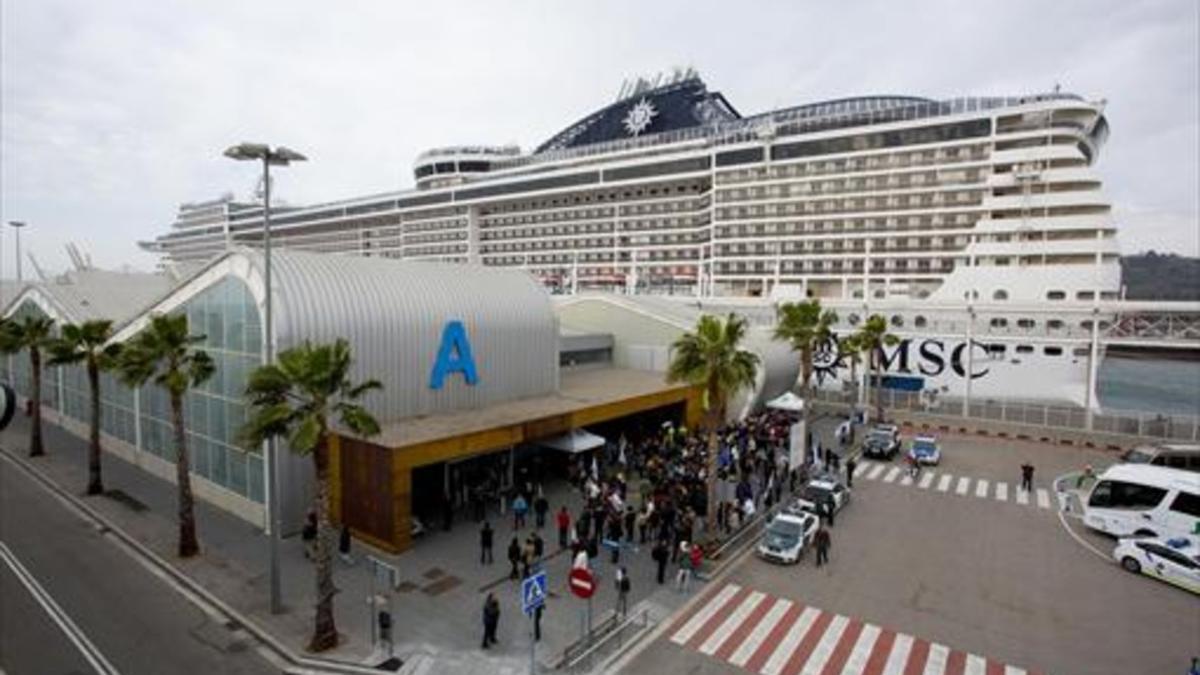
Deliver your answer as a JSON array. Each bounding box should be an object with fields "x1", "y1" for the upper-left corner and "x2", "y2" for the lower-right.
[{"x1": 429, "y1": 320, "x2": 479, "y2": 390}]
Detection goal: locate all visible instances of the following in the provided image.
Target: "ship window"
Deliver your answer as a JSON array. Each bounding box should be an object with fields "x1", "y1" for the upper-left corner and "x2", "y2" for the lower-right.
[
  {"x1": 914, "y1": 315, "x2": 927, "y2": 328},
  {"x1": 434, "y1": 162, "x2": 455, "y2": 174},
  {"x1": 890, "y1": 315, "x2": 904, "y2": 327},
  {"x1": 988, "y1": 344, "x2": 1007, "y2": 356},
  {"x1": 1076, "y1": 290, "x2": 1095, "y2": 301},
  {"x1": 1017, "y1": 318, "x2": 1036, "y2": 329},
  {"x1": 1044, "y1": 346, "x2": 1063, "y2": 356},
  {"x1": 1072, "y1": 347, "x2": 1089, "y2": 357},
  {"x1": 848, "y1": 313, "x2": 861, "y2": 326},
  {"x1": 1047, "y1": 319, "x2": 1065, "y2": 330},
  {"x1": 992, "y1": 290, "x2": 1008, "y2": 301},
  {"x1": 990, "y1": 318, "x2": 1008, "y2": 328},
  {"x1": 1016, "y1": 345, "x2": 1034, "y2": 354},
  {"x1": 1046, "y1": 290, "x2": 1066, "y2": 300}
]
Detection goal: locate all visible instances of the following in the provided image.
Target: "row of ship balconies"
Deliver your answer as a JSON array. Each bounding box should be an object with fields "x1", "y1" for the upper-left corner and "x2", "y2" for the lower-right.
[
  {"x1": 715, "y1": 144, "x2": 992, "y2": 186},
  {"x1": 714, "y1": 168, "x2": 986, "y2": 203}
]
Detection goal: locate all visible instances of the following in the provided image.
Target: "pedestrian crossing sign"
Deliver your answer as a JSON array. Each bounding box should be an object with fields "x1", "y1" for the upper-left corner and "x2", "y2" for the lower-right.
[{"x1": 521, "y1": 571, "x2": 547, "y2": 616}]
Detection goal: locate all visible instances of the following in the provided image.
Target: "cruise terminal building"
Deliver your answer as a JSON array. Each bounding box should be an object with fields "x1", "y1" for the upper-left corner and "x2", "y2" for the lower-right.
[{"x1": 3, "y1": 248, "x2": 796, "y2": 553}]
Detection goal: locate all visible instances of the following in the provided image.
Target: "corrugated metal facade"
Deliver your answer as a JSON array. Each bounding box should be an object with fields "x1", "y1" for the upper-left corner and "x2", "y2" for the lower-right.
[{"x1": 257, "y1": 249, "x2": 559, "y2": 424}]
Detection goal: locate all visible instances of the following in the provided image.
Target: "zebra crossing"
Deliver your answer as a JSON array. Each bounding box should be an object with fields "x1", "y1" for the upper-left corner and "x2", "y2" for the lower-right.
[
  {"x1": 852, "y1": 461, "x2": 1054, "y2": 511},
  {"x1": 668, "y1": 582, "x2": 1041, "y2": 675}
]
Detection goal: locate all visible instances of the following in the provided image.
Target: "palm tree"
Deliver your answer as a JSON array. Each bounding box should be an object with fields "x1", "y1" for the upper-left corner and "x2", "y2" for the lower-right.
[
  {"x1": 242, "y1": 339, "x2": 381, "y2": 653},
  {"x1": 838, "y1": 332, "x2": 866, "y2": 403},
  {"x1": 0, "y1": 315, "x2": 56, "y2": 457},
  {"x1": 854, "y1": 314, "x2": 900, "y2": 424},
  {"x1": 773, "y1": 300, "x2": 837, "y2": 453},
  {"x1": 118, "y1": 314, "x2": 214, "y2": 558},
  {"x1": 48, "y1": 320, "x2": 122, "y2": 495},
  {"x1": 667, "y1": 313, "x2": 759, "y2": 537}
]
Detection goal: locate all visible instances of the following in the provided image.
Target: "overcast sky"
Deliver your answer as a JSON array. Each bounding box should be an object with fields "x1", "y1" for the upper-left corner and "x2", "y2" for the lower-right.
[{"x1": 1, "y1": 0, "x2": 1196, "y2": 275}]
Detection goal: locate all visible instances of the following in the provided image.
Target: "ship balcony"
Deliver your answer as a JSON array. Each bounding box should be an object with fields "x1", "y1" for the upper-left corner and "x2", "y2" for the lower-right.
[
  {"x1": 986, "y1": 167, "x2": 1097, "y2": 188},
  {"x1": 983, "y1": 191, "x2": 1108, "y2": 212},
  {"x1": 965, "y1": 238, "x2": 1118, "y2": 258},
  {"x1": 990, "y1": 145, "x2": 1086, "y2": 167}
]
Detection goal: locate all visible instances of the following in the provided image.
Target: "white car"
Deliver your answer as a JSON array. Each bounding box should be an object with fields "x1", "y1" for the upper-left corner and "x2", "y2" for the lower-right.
[
  {"x1": 907, "y1": 435, "x2": 942, "y2": 466},
  {"x1": 757, "y1": 512, "x2": 819, "y2": 564},
  {"x1": 791, "y1": 479, "x2": 851, "y2": 516},
  {"x1": 1113, "y1": 536, "x2": 1200, "y2": 595}
]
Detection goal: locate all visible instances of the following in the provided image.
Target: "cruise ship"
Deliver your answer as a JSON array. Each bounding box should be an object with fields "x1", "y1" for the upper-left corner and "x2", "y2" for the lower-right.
[{"x1": 144, "y1": 70, "x2": 1122, "y2": 406}]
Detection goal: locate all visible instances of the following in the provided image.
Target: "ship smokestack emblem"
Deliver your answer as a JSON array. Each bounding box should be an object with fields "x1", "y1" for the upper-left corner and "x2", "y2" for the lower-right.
[{"x1": 622, "y1": 97, "x2": 658, "y2": 136}]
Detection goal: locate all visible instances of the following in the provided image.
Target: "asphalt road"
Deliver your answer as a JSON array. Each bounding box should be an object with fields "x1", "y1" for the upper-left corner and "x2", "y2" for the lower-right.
[
  {"x1": 620, "y1": 435, "x2": 1200, "y2": 675},
  {"x1": 0, "y1": 453, "x2": 282, "y2": 675}
]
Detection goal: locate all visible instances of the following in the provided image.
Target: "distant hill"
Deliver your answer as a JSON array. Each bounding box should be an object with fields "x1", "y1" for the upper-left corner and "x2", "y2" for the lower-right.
[{"x1": 1121, "y1": 252, "x2": 1200, "y2": 300}]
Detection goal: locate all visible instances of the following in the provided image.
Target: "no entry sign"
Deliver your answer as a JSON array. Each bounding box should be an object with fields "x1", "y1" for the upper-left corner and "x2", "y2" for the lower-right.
[{"x1": 568, "y1": 567, "x2": 595, "y2": 599}]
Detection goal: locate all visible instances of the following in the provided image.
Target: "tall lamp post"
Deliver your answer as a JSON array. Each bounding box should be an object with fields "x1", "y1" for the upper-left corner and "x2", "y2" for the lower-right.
[
  {"x1": 8, "y1": 221, "x2": 26, "y2": 285},
  {"x1": 223, "y1": 143, "x2": 306, "y2": 615}
]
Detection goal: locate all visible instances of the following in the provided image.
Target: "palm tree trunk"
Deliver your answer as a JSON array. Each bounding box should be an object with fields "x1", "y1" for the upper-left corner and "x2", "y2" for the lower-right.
[
  {"x1": 86, "y1": 360, "x2": 103, "y2": 495},
  {"x1": 800, "y1": 347, "x2": 813, "y2": 467},
  {"x1": 705, "y1": 425, "x2": 719, "y2": 536},
  {"x1": 872, "y1": 346, "x2": 884, "y2": 424},
  {"x1": 310, "y1": 436, "x2": 339, "y2": 652},
  {"x1": 29, "y1": 349, "x2": 44, "y2": 457},
  {"x1": 170, "y1": 390, "x2": 200, "y2": 557}
]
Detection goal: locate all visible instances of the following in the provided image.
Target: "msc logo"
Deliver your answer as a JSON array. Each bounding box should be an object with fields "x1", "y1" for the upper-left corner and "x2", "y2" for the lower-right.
[{"x1": 429, "y1": 320, "x2": 479, "y2": 390}]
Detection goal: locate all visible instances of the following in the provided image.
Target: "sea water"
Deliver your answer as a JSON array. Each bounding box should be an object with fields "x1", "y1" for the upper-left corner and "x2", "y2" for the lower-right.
[{"x1": 1099, "y1": 356, "x2": 1200, "y2": 416}]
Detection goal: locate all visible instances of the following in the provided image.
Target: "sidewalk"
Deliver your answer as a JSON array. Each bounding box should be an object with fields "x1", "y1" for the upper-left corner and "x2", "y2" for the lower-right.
[{"x1": 0, "y1": 413, "x2": 720, "y2": 673}]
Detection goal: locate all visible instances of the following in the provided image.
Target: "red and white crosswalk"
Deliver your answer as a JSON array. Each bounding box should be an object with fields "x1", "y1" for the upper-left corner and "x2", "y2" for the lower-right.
[{"x1": 667, "y1": 583, "x2": 1041, "y2": 675}]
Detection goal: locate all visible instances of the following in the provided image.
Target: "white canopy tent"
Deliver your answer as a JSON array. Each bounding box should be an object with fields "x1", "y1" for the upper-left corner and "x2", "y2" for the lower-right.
[
  {"x1": 539, "y1": 428, "x2": 607, "y2": 454},
  {"x1": 766, "y1": 391, "x2": 805, "y2": 414}
]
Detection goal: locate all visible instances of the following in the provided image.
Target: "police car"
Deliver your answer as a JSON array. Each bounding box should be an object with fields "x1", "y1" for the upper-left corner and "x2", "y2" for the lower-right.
[
  {"x1": 1113, "y1": 535, "x2": 1200, "y2": 595},
  {"x1": 790, "y1": 478, "x2": 851, "y2": 516},
  {"x1": 862, "y1": 425, "x2": 900, "y2": 460},
  {"x1": 757, "y1": 511, "x2": 819, "y2": 565}
]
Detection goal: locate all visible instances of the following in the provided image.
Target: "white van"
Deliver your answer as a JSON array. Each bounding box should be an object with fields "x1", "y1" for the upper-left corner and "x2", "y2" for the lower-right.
[
  {"x1": 1121, "y1": 443, "x2": 1200, "y2": 473},
  {"x1": 1083, "y1": 465, "x2": 1200, "y2": 539}
]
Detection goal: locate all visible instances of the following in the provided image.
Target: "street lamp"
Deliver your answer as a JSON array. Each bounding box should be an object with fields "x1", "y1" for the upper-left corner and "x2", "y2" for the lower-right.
[
  {"x1": 7, "y1": 221, "x2": 26, "y2": 285},
  {"x1": 224, "y1": 142, "x2": 306, "y2": 616}
]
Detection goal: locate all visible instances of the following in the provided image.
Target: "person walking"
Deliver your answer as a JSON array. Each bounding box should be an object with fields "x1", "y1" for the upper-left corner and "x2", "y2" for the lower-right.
[
  {"x1": 534, "y1": 492, "x2": 549, "y2": 529},
  {"x1": 507, "y1": 536, "x2": 521, "y2": 580},
  {"x1": 512, "y1": 493, "x2": 528, "y2": 530},
  {"x1": 845, "y1": 456, "x2": 857, "y2": 489},
  {"x1": 814, "y1": 527, "x2": 831, "y2": 567},
  {"x1": 556, "y1": 506, "x2": 571, "y2": 550},
  {"x1": 675, "y1": 542, "x2": 692, "y2": 592},
  {"x1": 1021, "y1": 462, "x2": 1035, "y2": 492},
  {"x1": 652, "y1": 539, "x2": 668, "y2": 584},
  {"x1": 615, "y1": 566, "x2": 631, "y2": 617},
  {"x1": 623, "y1": 505, "x2": 637, "y2": 544},
  {"x1": 481, "y1": 593, "x2": 500, "y2": 649},
  {"x1": 480, "y1": 521, "x2": 494, "y2": 565}
]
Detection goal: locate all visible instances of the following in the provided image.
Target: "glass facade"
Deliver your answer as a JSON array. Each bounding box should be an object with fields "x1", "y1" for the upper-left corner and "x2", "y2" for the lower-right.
[
  {"x1": 3, "y1": 277, "x2": 265, "y2": 506},
  {"x1": 7, "y1": 300, "x2": 59, "y2": 410}
]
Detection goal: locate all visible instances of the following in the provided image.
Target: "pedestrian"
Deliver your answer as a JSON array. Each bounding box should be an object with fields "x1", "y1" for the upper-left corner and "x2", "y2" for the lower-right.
[
  {"x1": 814, "y1": 527, "x2": 831, "y2": 567},
  {"x1": 823, "y1": 495, "x2": 836, "y2": 527},
  {"x1": 689, "y1": 540, "x2": 703, "y2": 575},
  {"x1": 338, "y1": 524, "x2": 355, "y2": 565},
  {"x1": 534, "y1": 492, "x2": 549, "y2": 529},
  {"x1": 845, "y1": 456, "x2": 857, "y2": 489},
  {"x1": 556, "y1": 506, "x2": 571, "y2": 550},
  {"x1": 615, "y1": 566, "x2": 631, "y2": 617},
  {"x1": 507, "y1": 536, "x2": 521, "y2": 580},
  {"x1": 624, "y1": 505, "x2": 636, "y2": 544},
  {"x1": 531, "y1": 531, "x2": 544, "y2": 560},
  {"x1": 675, "y1": 542, "x2": 692, "y2": 592},
  {"x1": 652, "y1": 539, "x2": 668, "y2": 584},
  {"x1": 480, "y1": 521, "x2": 494, "y2": 565},
  {"x1": 481, "y1": 592, "x2": 500, "y2": 649},
  {"x1": 1020, "y1": 462, "x2": 1034, "y2": 492},
  {"x1": 301, "y1": 509, "x2": 318, "y2": 560},
  {"x1": 512, "y1": 493, "x2": 528, "y2": 530},
  {"x1": 1189, "y1": 656, "x2": 1200, "y2": 675}
]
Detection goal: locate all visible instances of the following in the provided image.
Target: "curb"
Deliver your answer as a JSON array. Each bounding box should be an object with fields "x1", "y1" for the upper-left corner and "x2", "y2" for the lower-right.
[{"x1": 0, "y1": 445, "x2": 385, "y2": 675}]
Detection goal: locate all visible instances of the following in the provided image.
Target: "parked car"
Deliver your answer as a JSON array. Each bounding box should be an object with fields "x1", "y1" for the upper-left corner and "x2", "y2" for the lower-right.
[
  {"x1": 862, "y1": 425, "x2": 901, "y2": 460},
  {"x1": 791, "y1": 478, "x2": 851, "y2": 516},
  {"x1": 1121, "y1": 443, "x2": 1200, "y2": 473},
  {"x1": 907, "y1": 435, "x2": 941, "y2": 465},
  {"x1": 757, "y1": 511, "x2": 819, "y2": 564},
  {"x1": 1113, "y1": 535, "x2": 1200, "y2": 595}
]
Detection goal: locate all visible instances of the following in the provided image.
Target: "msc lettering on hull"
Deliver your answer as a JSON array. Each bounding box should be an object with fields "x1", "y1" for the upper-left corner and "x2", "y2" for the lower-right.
[
  {"x1": 430, "y1": 320, "x2": 479, "y2": 390},
  {"x1": 814, "y1": 335, "x2": 994, "y2": 385}
]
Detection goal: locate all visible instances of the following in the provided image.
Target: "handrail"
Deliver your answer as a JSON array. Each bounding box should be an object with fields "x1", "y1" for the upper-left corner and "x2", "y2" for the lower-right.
[{"x1": 561, "y1": 607, "x2": 650, "y2": 672}]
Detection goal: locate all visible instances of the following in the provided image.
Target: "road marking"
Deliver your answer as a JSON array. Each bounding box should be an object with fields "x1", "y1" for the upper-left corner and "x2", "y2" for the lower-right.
[
  {"x1": 964, "y1": 653, "x2": 987, "y2": 674},
  {"x1": 1015, "y1": 488, "x2": 1029, "y2": 506},
  {"x1": 995, "y1": 482, "x2": 1009, "y2": 502},
  {"x1": 900, "y1": 472, "x2": 914, "y2": 486},
  {"x1": 881, "y1": 633, "x2": 914, "y2": 675},
  {"x1": 868, "y1": 465, "x2": 887, "y2": 481},
  {"x1": 923, "y1": 642, "x2": 950, "y2": 674},
  {"x1": 955, "y1": 477, "x2": 970, "y2": 495},
  {"x1": 699, "y1": 591, "x2": 764, "y2": 655},
  {"x1": 0, "y1": 542, "x2": 121, "y2": 675},
  {"x1": 919, "y1": 472, "x2": 935, "y2": 490},
  {"x1": 854, "y1": 463, "x2": 870, "y2": 479},
  {"x1": 670, "y1": 583, "x2": 741, "y2": 644},
  {"x1": 975, "y1": 479, "x2": 990, "y2": 498},
  {"x1": 937, "y1": 474, "x2": 953, "y2": 492},
  {"x1": 1036, "y1": 489, "x2": 1051, "y2": 509},
  {"x1": 729, "y1": 598, "x2": 792, "y2": 667},
  {"x1": 839, "y1": 623, "x2": 880, "y2": 675},
  {"x1": 799, "y1": 614, "x2": 848, "y2": 674},
  {"x1": 762, "y1": 607, "x2": 820, "y2": 675},
  {"x1": 883, "y1": 467, "x2": 901, "y2": 483},
  {"x1": 1003, "y1": 666, "x2": 1028, "y2": 675}
]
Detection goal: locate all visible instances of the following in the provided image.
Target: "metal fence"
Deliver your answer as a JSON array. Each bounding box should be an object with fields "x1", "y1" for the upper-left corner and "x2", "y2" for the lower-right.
[
  {"x1": 560, "y1": 608, "x2": 650, "y2": 673},
  {"x1": 814, "y1": 388, "x2": 1200, "y2": 443}
]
